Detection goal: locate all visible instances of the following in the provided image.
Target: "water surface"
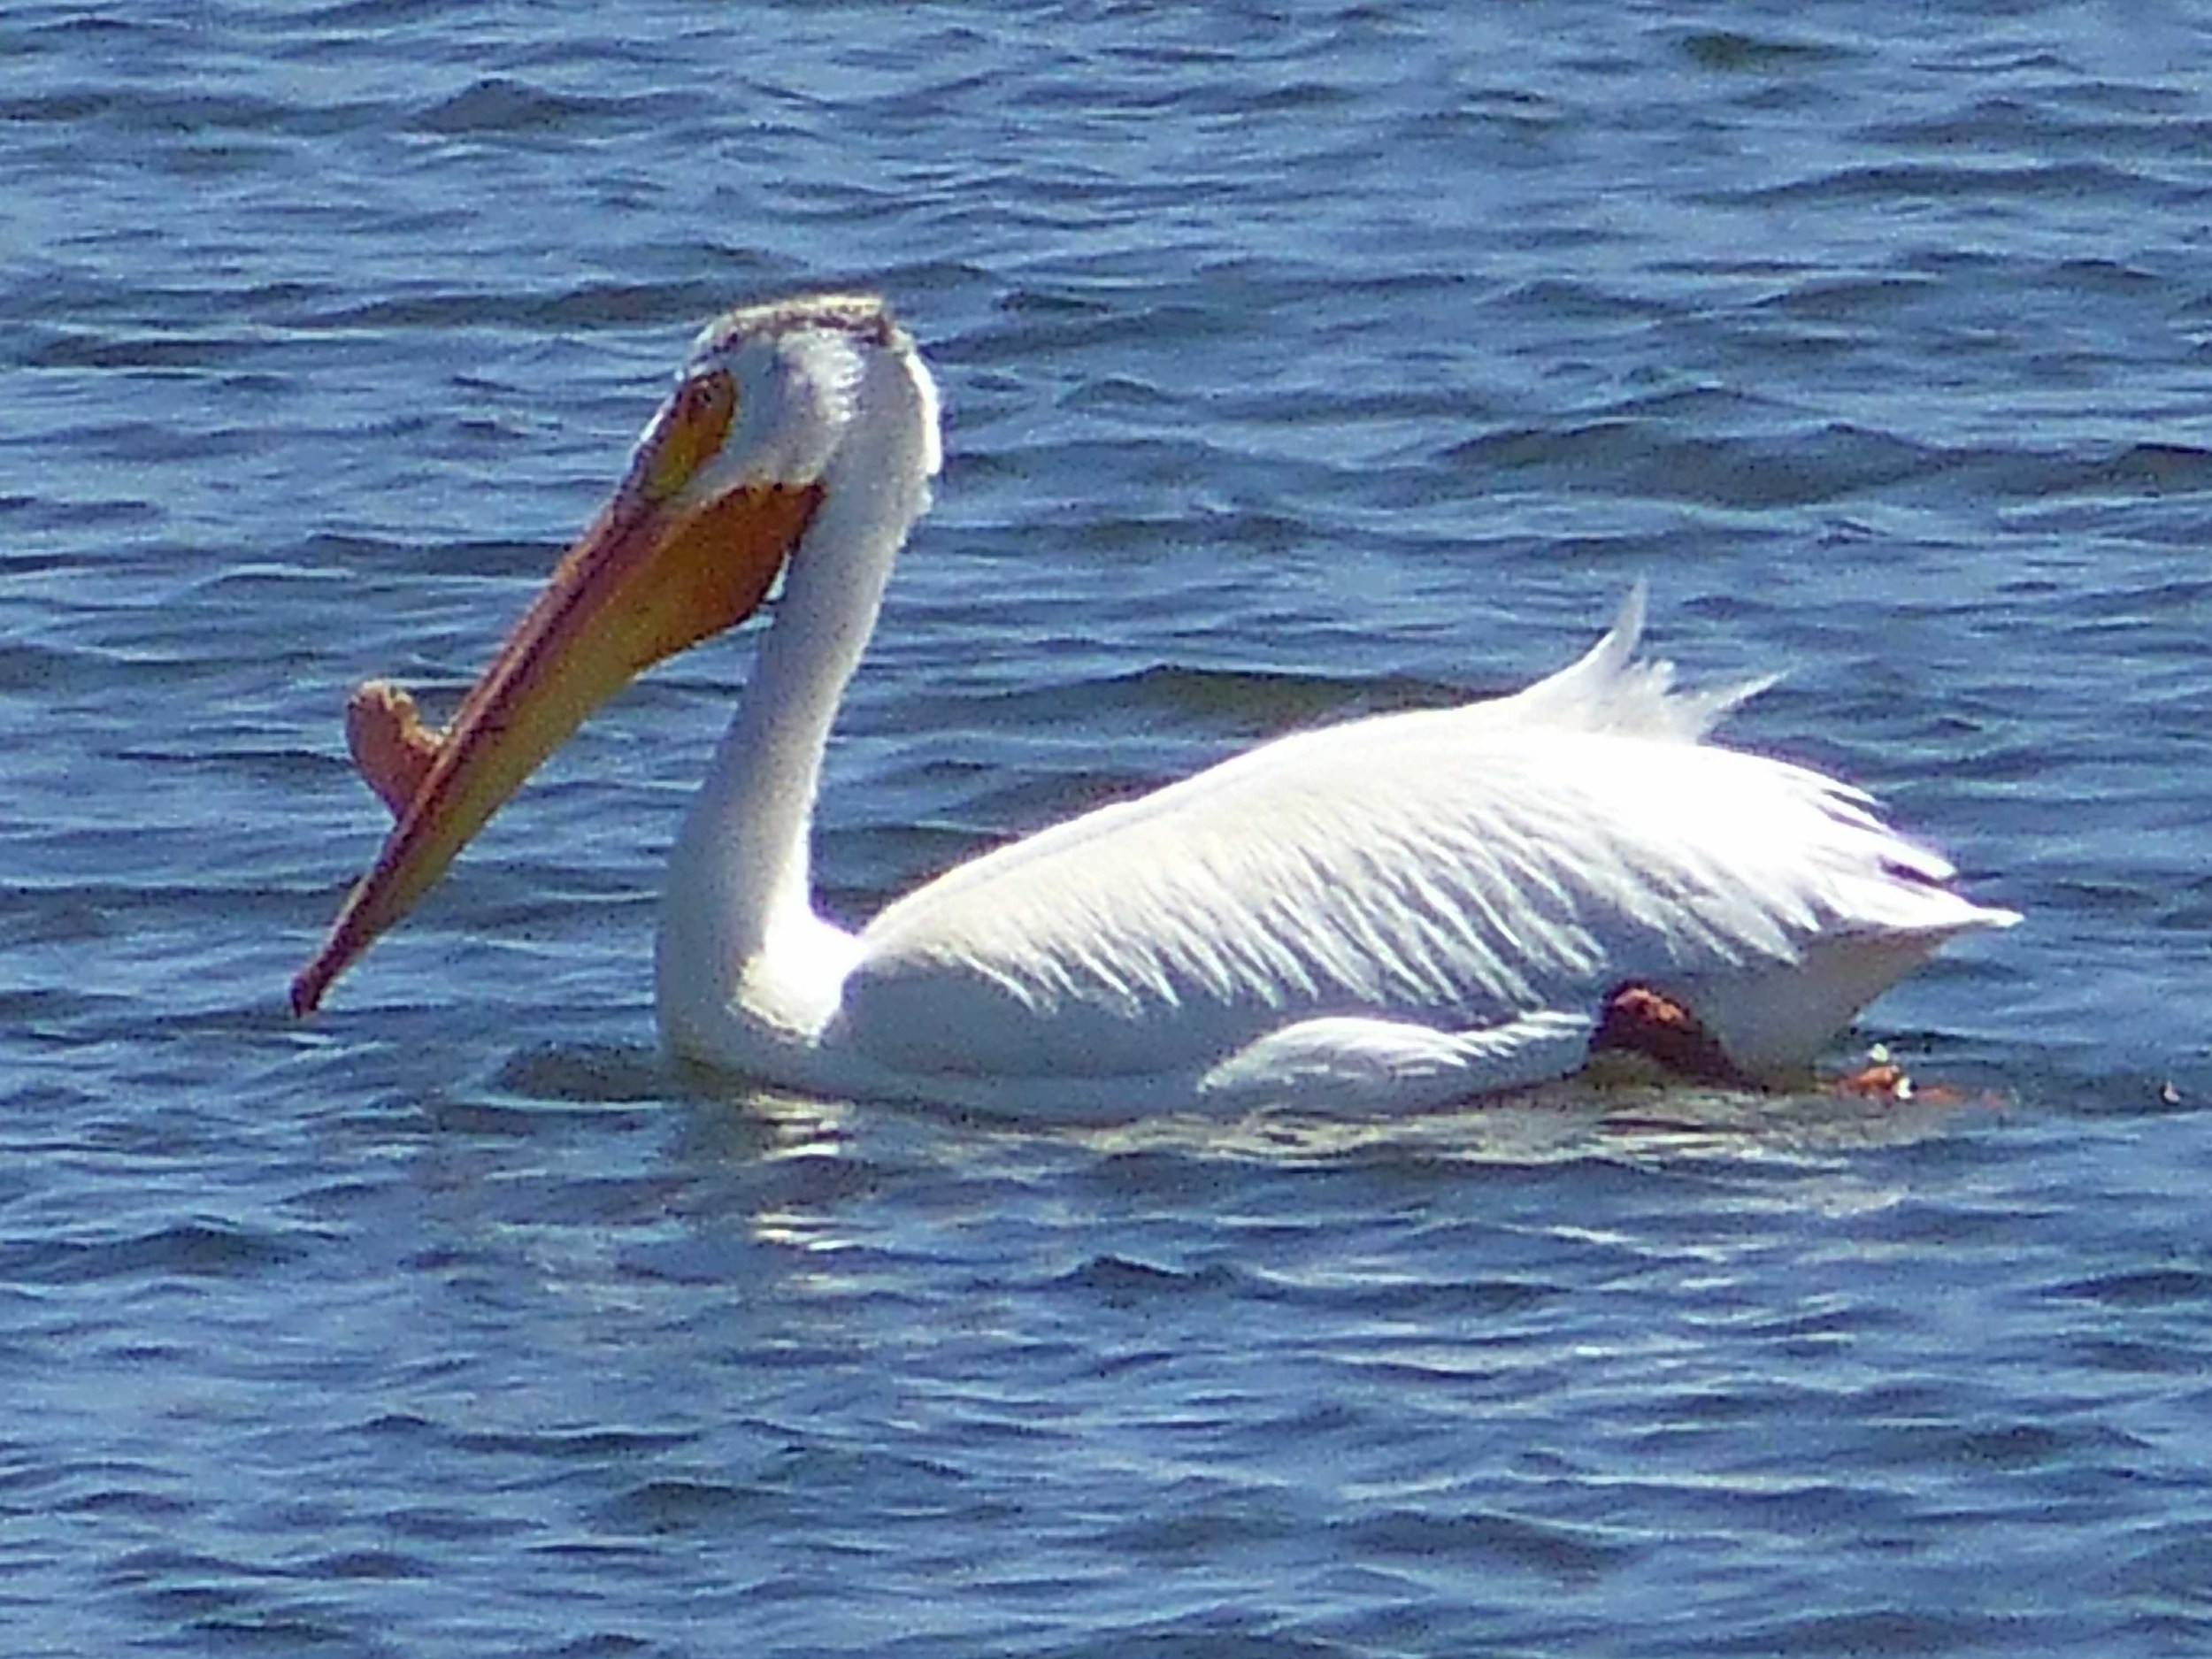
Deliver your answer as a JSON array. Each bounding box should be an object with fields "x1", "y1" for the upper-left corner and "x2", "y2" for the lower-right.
[{"x1": 4, "y1": 2, "x2": 2211, "y2": 1654}]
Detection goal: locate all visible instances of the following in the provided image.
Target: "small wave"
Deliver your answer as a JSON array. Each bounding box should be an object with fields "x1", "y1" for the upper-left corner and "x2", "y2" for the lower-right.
[
  {"x1": 408, "y1": 76, "x2": 670, "y2": 137},
  {"x1": 1336, "y1": 1507, "x2": 1633, "y2": 1581},
  {"x1": 1740, "y1": 157, "x2": 2173, "y2": 209},
  {"x1": 1056, "y1": 1253, "x2": 1244, "y2": 1303},
  {"x1": 595, "y1": 1476, "x2": 764, "y2": 1536},
  {"x1": 491, "y1": 1042, "x2": 672, "y2": 1104},
  {"x1": 2051, "y1": 1266, "x2": 2212, "y2": 1309},
  {"x1": 301, "y1": 280, "x2": 724, "y2": 334},
  {"x1": 1448, "y1": 419, "x2": 1935, "y2": 509},
  {"x1": 1676, "y1": 29, "x2": 1855, "y2": 73},
  {"x1": 0, "y1": 1219, "x2": 311, "y2": 1285}
]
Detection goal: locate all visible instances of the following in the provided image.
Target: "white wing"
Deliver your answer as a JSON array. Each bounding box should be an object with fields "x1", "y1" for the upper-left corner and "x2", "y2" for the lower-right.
[{"x1": 835, "y1": 592, "x2": 2009, "y2": 1086}]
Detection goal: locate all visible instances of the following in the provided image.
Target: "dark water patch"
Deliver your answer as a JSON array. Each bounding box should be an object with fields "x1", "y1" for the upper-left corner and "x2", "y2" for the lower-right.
[
  {"x1": 184, "y1": 1605, "x2": 365, "y2": 1655},
  {"x1": 21, "y1": 331, "x2": 274, "y2": 373},
  {"x1": 895, "y1": 663, "x2": 1467, "y2": 752},
  {"x1": 1750, "y1": 273, "x2": 1941, "y2": 325},
  {"x1": 1839, "y1": 1407, "x2": 2152, "y2": 1484},
  {"x1": 2113, "y1": 1530, "x2": 2212, "y2": 1609},
  {"x1": 480, "y1": 1170, "x2": 691, "y2": 1231},
  {"x1": 0, "y1": 1219, "x2": 311, "y2": 1285},
  {"x1": 409, "y1": 76, "x2": 680, "y2": 137},
  {"x1": 2043, "y1": 442, "x2": 2212, "y2": 499},
  {"x1": 103, "y1": 1545, "x2": 257, "y2": 1596},
  {"x1": 1336, "y1": 1507, "x2": 1632, "y2": 1581},
  {"x1": 1448, "y1": 419, "x2": 1934, "y2": 508},
  {"x1": 1819, "y1": 1181, "x2": 2052, "y2": 1245},
  {"x1": 490, "y1": 1043, "x2": 672, "y2": 1104},
  {"x1": 1868, "y1": 96, "x2": 2212, "y2": 163},
  {"x1": 1, "y1": 886, "x2": 117, "y2": 949},
  {"x1": 545, "y1": 1634, "x2": 657, "y2": 1659},
  {"x1": 1121, "y1": 661, "x2": 1463, "y2": 733},
  {"x1": 353, "y1": 1410, "x2": 438, "y2": 1444},
  {"x1": 1741, "y1": 158, "x2": 2184, "y2": 210},
  {"x1": 423, "y1": 1089, "x2": 654, "y2": 1141},
  {"x1": 2050, "y1": 1266, "x2": 2212, "y2": 1309},
  {"x1": 277, "y1": 531, "x2": 419, "y2": 574},
  {"x1": 299, "y1": 283, "x2": 721, "y2": 334},
  {"x1": 1726, "y1": 1298, "x2": 1911, "y2": 1348},
  {"x1": 292, "y1": 0, "x2": 456, "y2": 27},
  {"x1": 1945, "y1": 1421, "x2": 2074, "y2": 1472},
  {"x1": 279, "y1": 1175, "x2": 403, "y2": 1226},
  {"x1": 2, "y1": 874, "x2": 338, "y2": 940},
  {"x1": 56, "y1": 1480, "x2": 196, "y2": 1520},
  {"x1": 1483, "y1": 275, "x2": 1669, "y2": 328},
  {"x1": 1686, "y1": 1608, "x2": 2047, "y2": 1656},
  {"x1": 136, "y1": 1579, "x2": 263, "y2": 1625},
  {"x1": 281, "y1": 532, "x2": 565, "y2": 588},
  {"x1": 0, "y1": 495, "x2": 164, "y2": 541},
  {"x1": 449, "y1": 1425, "x2": 701, "y2": 1462},
  {"x1": 1100, "y1": 1495, "x2": 1307, "y2": 1560},
  {"x1": 1676, "y1": 30, "x2": 1853, "y2": 73},
  {"x1": 1654, "y1": 1379, "x2": 1832, "y2": 1427},
  {"x1": 0, "y1": 85, "x2": 399, "y2": 141},
  {"x1": 1257, "y1": 1271, "x2": 1564, "y2": 1321},
  {"x1": 595, "y1": 1475, "x2": 763, "y2": 1538},
  {"x1": 2063, "y1": 1334, "x2": 2207, "y2": 1378},
  {"x1": 2050, "y1": 255, "x2": 2175, "y2": 296},
  {"x1": 1033, "y1": 1622, "x2": 1364, "y2": 1659},
  {"x1": 296, "y1": 1548, "x2": 434, "y2": 1582},
  {"x1": 13, "y1": 10, "x2": 180, "y2": 42},
  {"x1": 1082, "y1": 1146, "x2": 1263, "y2": 1204},
  {"x1": 725, "y1": 1145, "x2": 898, "y2": 1214},
  {"x1": 380, "y1": 1504, "x2": 534, "y2": 1545},
  {"x1": 1057, "y1": 1254, "x2": 1245, "y2": 1305}
]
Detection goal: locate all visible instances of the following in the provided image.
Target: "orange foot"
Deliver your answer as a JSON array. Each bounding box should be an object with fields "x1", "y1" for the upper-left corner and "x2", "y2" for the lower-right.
[
  {"x1": 1829, "y1": 1045, "x2": 1961, "y2": 1104},
  {"x1": 345, "y1": 680, "x2": 442, "y2": 818},
  {"x1": 1587, "y1": 987, "x2": 1955, "y2": 1103},
  {"x1": 1587, "y1": 984, "x2": 1748, "y2": 1087}
]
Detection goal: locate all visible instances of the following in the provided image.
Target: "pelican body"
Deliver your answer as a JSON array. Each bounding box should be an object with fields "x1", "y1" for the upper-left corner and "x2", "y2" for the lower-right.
[{"x1": 292, "y1": 294, "x2": 2016, "y2": 1116}]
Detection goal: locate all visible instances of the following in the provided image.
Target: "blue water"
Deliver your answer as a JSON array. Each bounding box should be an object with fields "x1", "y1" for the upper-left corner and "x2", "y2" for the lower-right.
[{"x1": 6, "y1": 2, "x2": 2212, "y2": 1653}]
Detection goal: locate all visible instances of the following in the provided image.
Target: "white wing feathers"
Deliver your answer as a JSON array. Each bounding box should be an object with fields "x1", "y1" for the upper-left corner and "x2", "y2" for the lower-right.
[
  {"x1": 834, "y1": 591, "x2": 2008, "y2": 1087},
  {"x1": 1194, "y1": 1010, "x2": 1601, "y2": 1111},
  {"x1": 1495, "y1": 582, "x2": 1776, "y2": 742}
]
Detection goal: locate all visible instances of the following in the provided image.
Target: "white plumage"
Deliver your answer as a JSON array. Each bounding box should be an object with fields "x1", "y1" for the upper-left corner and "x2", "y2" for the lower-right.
[{"x1": 296, "y1": 294, "x2": 2017, "y2": 1118}]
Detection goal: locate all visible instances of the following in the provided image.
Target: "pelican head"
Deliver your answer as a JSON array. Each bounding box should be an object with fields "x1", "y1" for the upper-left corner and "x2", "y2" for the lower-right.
[{"x1": 291, "y1": 293, "x2": 936, "y2": 1015}]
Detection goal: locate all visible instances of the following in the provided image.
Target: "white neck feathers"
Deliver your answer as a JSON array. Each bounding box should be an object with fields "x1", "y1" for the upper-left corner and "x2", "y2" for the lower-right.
[{"x1": 655, "y1": 320, "x2": 940, "y2": 1046}]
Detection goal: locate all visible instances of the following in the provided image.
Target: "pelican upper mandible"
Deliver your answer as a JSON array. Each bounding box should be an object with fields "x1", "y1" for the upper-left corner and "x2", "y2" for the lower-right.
[{"x1": 291, "y1": 293, "x2": 2017, "y2": 1117}]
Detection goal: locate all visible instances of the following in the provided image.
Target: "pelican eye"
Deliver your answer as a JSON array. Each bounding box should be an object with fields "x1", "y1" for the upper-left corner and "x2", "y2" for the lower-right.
[
  {"x1": 645, "y1": 367, "x2": 737, "y2": 502},
  {"x1": 679, "y1": 366, "x2": 736, "y2": 429}
]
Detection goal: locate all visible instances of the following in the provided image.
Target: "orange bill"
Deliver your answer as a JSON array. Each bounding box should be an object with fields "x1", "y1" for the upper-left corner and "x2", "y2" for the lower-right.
[{"x1": 292, "y1": 366, "x2": 823, "y2": 1014}]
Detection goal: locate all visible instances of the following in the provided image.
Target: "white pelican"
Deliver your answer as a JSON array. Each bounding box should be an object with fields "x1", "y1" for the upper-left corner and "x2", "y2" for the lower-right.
[{"x1": 292, "y1": 292, "x2": 2016, "y2": 1116}]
